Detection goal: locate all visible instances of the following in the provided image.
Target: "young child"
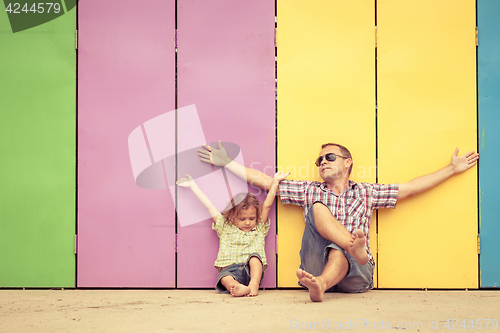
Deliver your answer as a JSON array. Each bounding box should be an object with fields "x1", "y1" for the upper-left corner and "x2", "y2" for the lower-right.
[{"x1": 176, "y1": 171, "x2": 289, "y2": 297}]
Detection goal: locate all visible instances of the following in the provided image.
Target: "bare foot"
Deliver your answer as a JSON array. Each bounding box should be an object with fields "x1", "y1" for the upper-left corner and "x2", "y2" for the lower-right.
[
  {"x1": 348, "y1": 229, "x2": 369, "y2": 265},
  {"x1": 296, "y1": 269, "x2": 325, "y2": 302},
  {"x1": 229, "y1": 283, "x2": 250, "y2": 297},
  {"x1": 247, "y1": 281, "x2": 259, "y2": 297}
]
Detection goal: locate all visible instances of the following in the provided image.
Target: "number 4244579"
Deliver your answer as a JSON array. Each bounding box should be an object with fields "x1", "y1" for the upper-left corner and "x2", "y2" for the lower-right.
[
  {"x1": 5, "y1": 3, "x2": 62, "y2": 14},
  {"x1": 443, "y1": 319, "x2": 498, "y2": 330}
]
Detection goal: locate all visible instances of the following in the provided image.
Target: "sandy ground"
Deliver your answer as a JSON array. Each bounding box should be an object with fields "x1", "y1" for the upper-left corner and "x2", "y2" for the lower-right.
[{"x1": 1, "y1": 289, "x2": 499, "y2": 333}]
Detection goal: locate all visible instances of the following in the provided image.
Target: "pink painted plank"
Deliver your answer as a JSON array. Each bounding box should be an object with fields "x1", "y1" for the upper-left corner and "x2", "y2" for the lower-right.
[
  {"x1": 177, "y1": 0, "x2": 276, "y2": 288},
  {"x1": 78, "y1": 0, "x2": 176, "y2": 287}
]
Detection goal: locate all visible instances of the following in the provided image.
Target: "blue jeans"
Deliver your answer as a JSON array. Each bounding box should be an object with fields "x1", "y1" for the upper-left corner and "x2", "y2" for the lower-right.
[
  {"x1": 299, "y1": 206, "x2": 374, "y2": 293},
  {"x1": 215, "y1": 253, "x2": 264, "y2": 293}
]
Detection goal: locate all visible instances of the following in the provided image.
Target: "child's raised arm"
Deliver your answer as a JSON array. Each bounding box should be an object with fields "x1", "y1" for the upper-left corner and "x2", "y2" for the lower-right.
[
  {"x1": 176, "y1": 174, "x2": 220, "y2": 222},
  {"x1": 261, "y1": 171, "x2": 290, "y2": 223}
]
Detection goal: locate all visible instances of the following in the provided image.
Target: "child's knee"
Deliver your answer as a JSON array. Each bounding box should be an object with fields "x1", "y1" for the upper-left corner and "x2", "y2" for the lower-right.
[
  {"x1": 220, "y1": 275, "x2": 236, "y2": 284},
  {"x1": 247, "y1": 254, "x2": 263, "y2": 266},
  {"x1": 249, "y1": 256, "x2": 261, "y2": 265}
]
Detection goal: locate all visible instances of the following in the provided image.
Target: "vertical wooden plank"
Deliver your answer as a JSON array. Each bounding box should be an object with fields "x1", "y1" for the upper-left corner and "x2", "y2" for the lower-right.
[
  {"x1": 377, "y1": 0, "x2": 477, "y2": 288},
  {"x1": 277, "y1": 0, "x2": 376, "y2": 287},
  {"x1": 78, "y1": 0, "x2": 176, "y2": 287},
  {"x1": 177, "y1": 0, "x2": 275, "y2": 288},
  {"x1": 0, "y1": 3, "x2": 75, "y2": 287},
  {"x1": 478, "y1": 0, "x2": 500, "y2": 288}
]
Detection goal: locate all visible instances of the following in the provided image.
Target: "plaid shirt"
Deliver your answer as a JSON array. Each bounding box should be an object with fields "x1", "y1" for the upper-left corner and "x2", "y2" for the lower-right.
[
  {"x1": 278, "y1": 179, "x2": 399, "y2": 265},
  {"x1": 212, "y1": 214, "x2": 270, "y2": 270}
]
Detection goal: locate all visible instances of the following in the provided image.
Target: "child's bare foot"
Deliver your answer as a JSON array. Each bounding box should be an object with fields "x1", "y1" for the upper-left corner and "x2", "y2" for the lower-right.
[
  {"x1": 296, "y1": 269, "x2": 325, "y2": 302},
  {"x1": 348, "y1": 229, "x2": 369, "y2": 265},
  {"x1": 247, "y1": 281, "x2": 259, "y2": 297},
  {"x1": 229, "y1": 283, "x2": 250, "y2": 297}
]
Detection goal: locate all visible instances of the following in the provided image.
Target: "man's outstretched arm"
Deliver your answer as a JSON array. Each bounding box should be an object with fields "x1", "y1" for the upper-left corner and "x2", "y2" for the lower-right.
[
  {"x1": 397, "y1": 147, "x2": 479, "y2": 201},
  {"x1": 198, "y1": 141, "x2": 274, "y2": 191}
]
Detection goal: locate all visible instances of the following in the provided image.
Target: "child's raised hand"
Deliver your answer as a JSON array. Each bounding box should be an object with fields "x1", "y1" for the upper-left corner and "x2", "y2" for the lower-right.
[
  {"x1": 273, "y1": 171, "x2": 290, "y2": 182},
  {"x1": 261, "y1": 171, "x2": 290, "y2": 215},
  {"x1": 176, "y1": 174, "x2": 196, "y2": 188}
]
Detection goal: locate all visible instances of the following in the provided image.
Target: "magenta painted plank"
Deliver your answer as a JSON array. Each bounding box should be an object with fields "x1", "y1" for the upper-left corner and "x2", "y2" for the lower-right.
[
  {"x1": 78, "y1": 0, "x2": 176, "y2": 287},
  {"x1": 177, "y1": 0, "x2": 276, "y2": 288}
]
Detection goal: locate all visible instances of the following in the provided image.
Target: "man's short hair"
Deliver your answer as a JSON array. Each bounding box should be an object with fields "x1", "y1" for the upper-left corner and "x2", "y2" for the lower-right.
[{"x1": 321, "y1": 143, "x2": 353, "y2": 176}]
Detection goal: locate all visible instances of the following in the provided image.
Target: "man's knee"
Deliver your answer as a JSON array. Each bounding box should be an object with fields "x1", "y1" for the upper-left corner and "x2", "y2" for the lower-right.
[{"x1": 313, "y1": 202, "x2": 332, "y2": 219}]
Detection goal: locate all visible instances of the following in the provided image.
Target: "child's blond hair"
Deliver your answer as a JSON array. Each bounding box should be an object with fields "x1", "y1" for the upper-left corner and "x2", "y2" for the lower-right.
[{"x1": 221, "y1": 192, "x2": 263, "y2": 225}]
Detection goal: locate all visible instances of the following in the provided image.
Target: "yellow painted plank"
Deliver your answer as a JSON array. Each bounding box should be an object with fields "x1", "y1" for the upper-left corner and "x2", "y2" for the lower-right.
[
  {"x1": 277, "y1": 0, "x2": 376, "y2": 287},
  {"x1": 377, "y1": 0, "x2": 477, "y2": 288}
]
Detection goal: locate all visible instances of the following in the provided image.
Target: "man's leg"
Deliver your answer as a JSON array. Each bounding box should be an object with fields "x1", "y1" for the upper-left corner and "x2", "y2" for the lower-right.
[
  {"x1": 297, "y1": 249, "x2": 349, "y2": 302},
  {"x1": 313, "y1": 203, "x2": 368, "y2": 265}
]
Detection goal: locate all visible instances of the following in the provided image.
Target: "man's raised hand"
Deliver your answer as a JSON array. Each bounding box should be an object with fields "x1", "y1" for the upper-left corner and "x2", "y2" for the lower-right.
[
  {"x1": 198, "y1": 141, "x2": 231, "y2": 167},
  {"x1": 450, "y1": 147, "x2": 479, "y2": 175}
]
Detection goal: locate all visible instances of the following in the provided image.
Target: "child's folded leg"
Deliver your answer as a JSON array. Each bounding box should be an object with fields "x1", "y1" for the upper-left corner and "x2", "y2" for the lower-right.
[
  {"x1": 215, "y1": 263, "x2": 251, "y2": 297},
  {"x1": 247, "y1": 257, "x2": 263, "y2": 296}
]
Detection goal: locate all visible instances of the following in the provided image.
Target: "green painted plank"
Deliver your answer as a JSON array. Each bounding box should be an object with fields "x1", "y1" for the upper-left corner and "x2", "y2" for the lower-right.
[{"x1": 0, "y1": 5, "x2": 75, "y2": 287}]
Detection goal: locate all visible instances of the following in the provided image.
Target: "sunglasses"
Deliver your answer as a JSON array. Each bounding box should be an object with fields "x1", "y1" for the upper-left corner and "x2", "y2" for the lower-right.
[{"x1": 315, "y1": 153, "x2": 349, "y2": 167}]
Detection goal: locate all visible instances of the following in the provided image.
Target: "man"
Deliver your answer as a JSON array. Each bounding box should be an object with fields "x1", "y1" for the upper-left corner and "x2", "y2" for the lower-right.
[{"x1": 199, "y1": 142, "x2": 479, "y2": 302}]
